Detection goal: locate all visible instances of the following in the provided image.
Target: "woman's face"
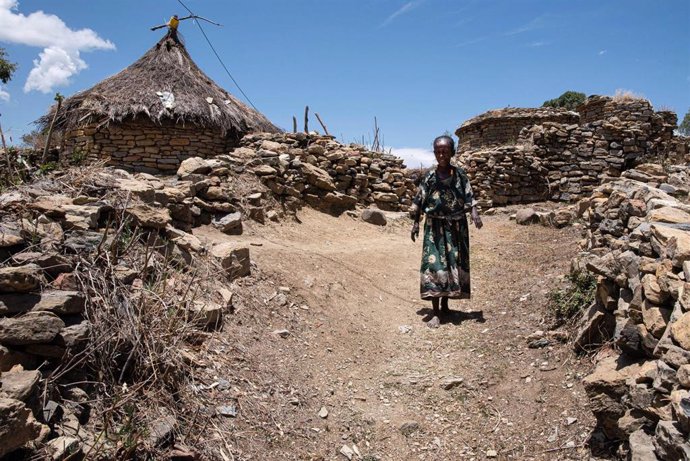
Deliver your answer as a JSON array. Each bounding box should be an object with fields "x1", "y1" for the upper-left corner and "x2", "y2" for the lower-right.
[{"x1": 433, "y1": 141, "x2": 453, "y2": 167}]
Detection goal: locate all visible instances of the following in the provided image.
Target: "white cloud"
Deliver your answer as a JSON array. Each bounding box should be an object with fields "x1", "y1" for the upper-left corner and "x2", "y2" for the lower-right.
[
  {"x1": 599, "y1": 49, "x2": 607, "y2": 55},
  {"x1": 0, "y1": 0, "x2": 114, "y2": 93},
  {"x1": 391, "y1": 147, "x2": 435, "y2": 168},
  {"x1": 529, "y1": 41, "x2": 547, "y2": 47},
  {"x1": 24, "y1": 46, "x2": 87, "y2": 93},
  {"x1": 0, "y1": 85, "x2": 9, "y2": 101},
  {"x1": 381, "y1": 1, "x2": 422, "y2": 27}
]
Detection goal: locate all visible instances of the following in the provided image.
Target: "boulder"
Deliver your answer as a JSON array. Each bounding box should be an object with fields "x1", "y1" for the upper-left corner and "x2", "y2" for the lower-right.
[
  {"x1": 0, "y1": 398, "x2": 45, "y2": 458},
  {"x1": 253, "y1": 165, "x2": 277, "y2": 176},
  {"x1": 582, "y1": 355, "x2": 645, "y2": 438},
  {"x1": 177, "y1": 157, "x2": 212, "y2": 178},
  {"x1": 627, "y1": 429, "x2": 658, "y2": 461},
  {"x1": 124, "y1": 205, "x2": 171, "y2": 229},
  {"x1": 46, "y1": 436, "x2": 82, "y2": 461},
  {"x1": 651, "y1": 224, "x2": 690, "y2": 268},
  {"x1": 0, "y1": 311, "x2": 65, "y2": 346},
  {"x1": 654, "y1": 420, "x2": 690, "y2": 461},
  {"x1": 641, "y1": 301, "x2": 671, "y2": 339},
  {"x1": 0, "y1": 225, "x2": 23, "y2": 248},
  {"x1": 189, "y1": 301, "x2": 223, "y2": 330},
  {"x1": 0, "y1": 264, "x2": 43, "y2": 293},
  {"x1": 372, "y1": 192, "x2": 399, "y2": 203},
  {"x1": 0, "y1": 290, "x2": 85, "y2": 315},
  {"x1": 671, "y1": 312, "x2": 690, "y2": 350},
  {"x1": 116, "y1": 178, "x2": 156, "y2": 203},
  {"x1": 641, "y1": 274, "x2": 670, "y2": 305},
  {"x1": 0, "y1": 370, "x2": 41, "y2": 401},
  {"x1": 166, "y1": 227, "x2": 204, "y2": 253},
  {"x1": 212, "y1": 212, "x2": 243, "y2": 235},
  {"x1": 515, "y1": 208, "x2": 539, "y2": 226},
  {"x1": 361, "y1": 209, "x2": 387, "y2": 226},
  {"x1": 57, "y1": 321, "x2": 91, "y2": 349},
  {"x1": 211, "y1": 243, "x2": 251, "y2": 279},
  {"x1": 61, "y1": 204, "x2": 103, "y2": 230},
  {"x1": 301, "y1": 163, "x2": 336, "y2": 191},
  {"x1": 677, "y1": 364, "x2": 690, "y2": 388},
  {"x1": 649, "y1": 206, "x2": 690, "y2": 225},
  {"x1": 574, "y1": 303, "x2": 615, "y2": 351}
]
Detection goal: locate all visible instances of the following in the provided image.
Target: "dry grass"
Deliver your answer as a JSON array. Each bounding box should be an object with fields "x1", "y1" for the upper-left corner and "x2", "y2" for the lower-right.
[{"x1": 612, "y1": 88, "x2": 647, "y2": 103}]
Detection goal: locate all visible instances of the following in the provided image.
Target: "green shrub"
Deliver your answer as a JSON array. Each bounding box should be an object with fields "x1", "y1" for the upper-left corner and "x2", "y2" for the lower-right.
[
  {"x1": 70, "y1": 147, "x2": 87, "y2": 165},
  {"x1": 39, "y1": 161, "x2": 58, "y2": 174},
  {"x1": 548, "y1": 270, "x2": 596, "y2": 320},
  {"x1": 543, "y1": 91, "x2": 586, "y2": 110}
]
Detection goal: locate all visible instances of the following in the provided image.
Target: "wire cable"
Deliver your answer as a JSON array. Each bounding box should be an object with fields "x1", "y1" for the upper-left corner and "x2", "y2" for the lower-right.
[{"x1": 175, "y1": 0, "x2": 260, "y2": 112}]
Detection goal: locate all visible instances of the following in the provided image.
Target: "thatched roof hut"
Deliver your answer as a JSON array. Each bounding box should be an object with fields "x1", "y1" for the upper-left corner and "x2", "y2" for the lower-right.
[{"x1": 39, "y1": 34, "x2": 280, "y2": 172}]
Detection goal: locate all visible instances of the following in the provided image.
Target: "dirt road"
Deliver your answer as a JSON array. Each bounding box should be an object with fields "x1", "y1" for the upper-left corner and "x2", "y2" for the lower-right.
[{"x1": 194, "y1": 209, "x2": 597, "y2": 460}]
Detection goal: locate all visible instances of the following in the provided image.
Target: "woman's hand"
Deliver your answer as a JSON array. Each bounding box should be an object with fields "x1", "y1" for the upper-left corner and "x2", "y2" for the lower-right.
[
  {"x1": 411, "y1": 221, "x2": 420, "y2": 242},
  {"x1": 470, "y1": 207, "x2": 483, "y2": 230}
]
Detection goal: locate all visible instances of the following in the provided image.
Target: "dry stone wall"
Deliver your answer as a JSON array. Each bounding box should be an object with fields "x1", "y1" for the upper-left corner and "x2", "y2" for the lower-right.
[
  {"x1": 456, "y1": 107, "x2": 580, "y2": 151},
  {"x1": 457, "y1": 97, "x2": 683, "y2": 208},
  {"x1": 567, "y1": 164, "x2": 690, "y2": 458},
  {"x1": 235, "y1": 132, "x2": 416, "y2": 213},
  {"x1": 63, "y1": 118, "x2": 234, "y2": 174}
]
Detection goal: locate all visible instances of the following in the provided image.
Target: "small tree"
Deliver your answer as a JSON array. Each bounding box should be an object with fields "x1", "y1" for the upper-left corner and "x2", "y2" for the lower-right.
[
  {"x1": 679, "y1": 109, "x2": 690, "y2": 137},
  {"x1": 0, "y1": 47, "x2": 17, "y2": 84},
  {"x1": 542, "y1": 91, "x2": 586, "y2": 110}
]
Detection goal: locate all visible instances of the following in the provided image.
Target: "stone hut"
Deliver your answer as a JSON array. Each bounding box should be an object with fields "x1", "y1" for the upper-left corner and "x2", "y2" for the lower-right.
[
  {"x1": 456, "y1": 107, "x2": 580, "y2": 151},
  {"x1": 38, "y1": 35, "x2": 280, "y2": 172},
  {"x1": 456, "y1": 96, "x2": 682, "y2": 207}
]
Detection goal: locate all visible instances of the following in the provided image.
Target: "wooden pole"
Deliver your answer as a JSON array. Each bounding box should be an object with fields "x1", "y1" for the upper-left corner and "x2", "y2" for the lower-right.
[
  {"x1": 315, "y1": 113, "x2": 330, "y2": 136},
  {"x1": 42, "y1": 93, "x2": 63, "y2": 163},
  {"x1": 0, "y1": 114, "x2": 9, "y2": 173},
  {"x1": 292, "y1": 116, "x2": 297, "y2": 133},
  {"x1": 304, "y1": 105, "x2": 309, "y2": 133}
]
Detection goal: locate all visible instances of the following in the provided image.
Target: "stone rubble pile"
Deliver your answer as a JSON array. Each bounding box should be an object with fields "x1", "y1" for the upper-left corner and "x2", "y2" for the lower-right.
[
  {"x1": 235, "y1": 132, "x2": 416, "y2": 214},
  {"x1": 0, "y1": 168, "x2": 259, "y2": 457},
  {"x1": 567, "y1": 164, "x2": 690, "y2": 458},
  {"x1": 457, "y1": 96, "x2": 687, "y2": 208}
]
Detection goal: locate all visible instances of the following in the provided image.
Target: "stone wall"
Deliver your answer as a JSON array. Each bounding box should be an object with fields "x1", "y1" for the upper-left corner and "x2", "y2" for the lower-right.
[
  {"x1": 567, "y1": 165, "x2": 690, "y2": 458},
  {"x1": 456, "y1": 107, "x2": 580, "y2": 151},
  {"x1": 458, "y1": 97, "x2": 682, "y2": 208},
  {"x1": 237, "y1": 132, "x2": 416, "y2": 213},
  {"x1": 62, "y1": 118, "x2": 235, "y2": 174}
]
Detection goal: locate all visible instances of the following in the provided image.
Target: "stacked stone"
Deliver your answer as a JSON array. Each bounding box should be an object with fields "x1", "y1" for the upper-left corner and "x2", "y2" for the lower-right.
[
  {"x1": 567, "y1": 164, "x2": 690, "y2": 458},
  {"x1": 457, "y1": 97, "x2": 681, "y2": 207},
  {"x1": 234, "y1": 132, "x2": 416, "y2": 213},
  {"x1": 64, "y1": 119, "x2": 231, "y2": 174},
  {"x1": 456, "y1": 145, "x2": 548, "y2": 207},
  {"x1": 456, "y1": 107, "x2": 580, "y2": 151},
  {"x1": 0, "y1": 223, "x2": 90, "y2": 457}
]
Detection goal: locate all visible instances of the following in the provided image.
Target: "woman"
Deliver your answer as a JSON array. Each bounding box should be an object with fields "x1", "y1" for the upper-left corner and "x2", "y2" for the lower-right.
[{"x1": 410, "y1": 135, "x2": 482, "y2": 326}]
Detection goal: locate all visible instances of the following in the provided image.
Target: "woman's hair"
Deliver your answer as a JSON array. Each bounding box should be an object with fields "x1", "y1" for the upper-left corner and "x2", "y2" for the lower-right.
[{"x1": 433, "y1": 135, "x2": 455, "y2": 152}]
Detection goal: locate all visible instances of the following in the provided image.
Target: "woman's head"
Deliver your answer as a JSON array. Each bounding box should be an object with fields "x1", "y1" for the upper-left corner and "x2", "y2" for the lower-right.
[{"x1": 433, "y1": 135, "x2": 455, "y2": 167}]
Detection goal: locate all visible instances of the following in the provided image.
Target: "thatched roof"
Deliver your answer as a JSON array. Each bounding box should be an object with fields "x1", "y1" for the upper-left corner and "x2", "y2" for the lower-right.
[{"x1": 38, "y1": 35, "x2": 280, "y2": 135}]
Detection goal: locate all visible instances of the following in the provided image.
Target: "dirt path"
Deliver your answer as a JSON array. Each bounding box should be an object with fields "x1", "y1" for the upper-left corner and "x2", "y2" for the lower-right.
[{"x1": 194, "y1": 209, "x2": 597, "y2": 460}]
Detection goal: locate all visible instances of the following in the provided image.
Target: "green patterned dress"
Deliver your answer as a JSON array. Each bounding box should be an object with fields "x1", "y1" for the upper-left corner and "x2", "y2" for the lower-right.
[{"x1": 412, "y1": 166, "x2": 477, "y2": 300}]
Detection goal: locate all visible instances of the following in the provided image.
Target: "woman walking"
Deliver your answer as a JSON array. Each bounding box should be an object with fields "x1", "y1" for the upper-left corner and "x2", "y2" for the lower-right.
[{"x1": 410, "y1": 135, "x2": 482, "y2": 327}]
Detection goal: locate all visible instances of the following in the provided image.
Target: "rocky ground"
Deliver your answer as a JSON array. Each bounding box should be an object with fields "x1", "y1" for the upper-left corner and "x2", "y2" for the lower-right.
[{"x1": 185, "y1": 206, "x2": 599, "y2": 460}]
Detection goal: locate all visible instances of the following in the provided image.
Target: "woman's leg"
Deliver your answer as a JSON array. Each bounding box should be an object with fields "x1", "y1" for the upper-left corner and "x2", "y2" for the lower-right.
[
  {"x1": 431, "y1": 297, "x2": 440, "y2": 315},
  {"x1": 441, "y1": 297, "x2": 449, "y2": 313}
]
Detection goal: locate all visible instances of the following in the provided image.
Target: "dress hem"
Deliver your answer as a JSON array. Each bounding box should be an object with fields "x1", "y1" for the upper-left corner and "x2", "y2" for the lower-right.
[{"x1": 421, "y1": 291, "x2": 470, "y2": 300}]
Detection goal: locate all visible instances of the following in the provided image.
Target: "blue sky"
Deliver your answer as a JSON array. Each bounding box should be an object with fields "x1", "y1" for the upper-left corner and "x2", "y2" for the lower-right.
[{"x1": 0, "y1": 0, "x2": 688, "y2": 166}]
